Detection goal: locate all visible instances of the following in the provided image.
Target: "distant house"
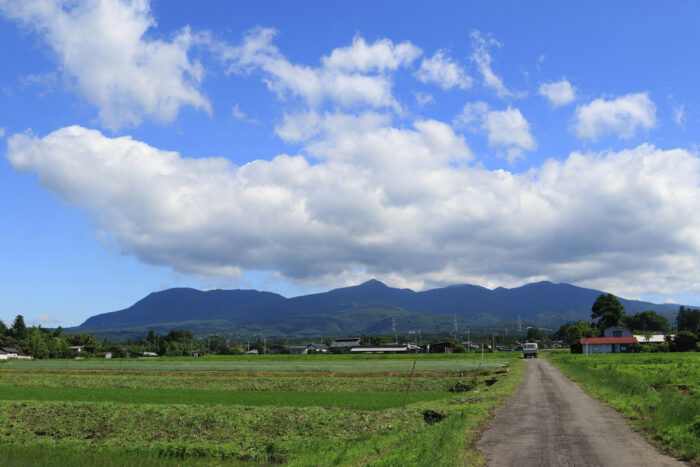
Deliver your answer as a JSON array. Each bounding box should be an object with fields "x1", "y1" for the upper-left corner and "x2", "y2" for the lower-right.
[
  {"x1": 267, "y1": 344, "x2": 287, "y2": 354},
  {"x1": 580, "y1": 336, "x2": 637, "y2": 353},
  {"x1": 307, "y1": 343, "x2": 328, "y2": 353},
  {"x1": 350, "y1": 344, "x2": 413, "y2": 354},
  {"x1": 245, "y1": 349, "x2": 259, "y2": 355},
  {"x1": 0, "y1": 347, "x2": 20, "y2": 359},
  {"x1": 423, "y1": 341, "x2": 455, "y2": 354},
  {"x1": 330, "y1": 338, "x2": 363, "y2": 351},
  {"x1": 290, "y1": 346, "x2": 308, "y2": 355},
  {"x1": 68, "y1": 345, "x2": 83, "y2": 353},
  {"x1": 141, "y1": 352, "x2": 159, "y2": 358},
  {"x1": 634, "y1": 333, "x2": 673, "y2": 344}
]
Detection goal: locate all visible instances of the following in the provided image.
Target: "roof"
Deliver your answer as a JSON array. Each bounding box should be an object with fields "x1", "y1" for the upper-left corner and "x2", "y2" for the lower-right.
[
  {"x1": 330, "y1": 338, "x2": 362, "y2": 348},
  {"x1": 350, "y1": 346, "x2": 408, "y2": 352},
  {"x1": 308, "y1": 343, "x2": 328, "y2": 349},
  {"x1": 1, "y1": 347, "x2": 19, "y2": 354},
  {"x1": 634, "y1": 334, "x2": 668, "y2": 343},
  {"x1": 580, "y1": 337, "x2": 637, "y2": 344},
  {"x1": 289, "y1": 346, "x2": 307, "y2": 350}
]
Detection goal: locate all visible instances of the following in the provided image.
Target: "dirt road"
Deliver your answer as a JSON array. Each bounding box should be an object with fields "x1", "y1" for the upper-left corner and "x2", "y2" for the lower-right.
[{"x1": 476, "y1": 358, "x2": 685, "y2": 467}]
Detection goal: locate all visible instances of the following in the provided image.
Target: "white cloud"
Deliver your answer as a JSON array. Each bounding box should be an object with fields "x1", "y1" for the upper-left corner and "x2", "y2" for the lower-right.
[
  {"x1": 538, "y1": 78, "x2": 576, "y2": 107},
  {"x1": 321, "y1": 35, "x2": 421, "y2": 72},
  {"x1": 415, "y1": 50, "x2": 472, "y2": 90},
  {"x1": 31, "y1": 314, "x2": 59, "y2": 326},
  {"x1": 484, "y1": 107, "x2": 536, "y2": 161},
  {"x1": 231, "y1": 103, "x2": 258, "y2": 124},
  {"x1": 219, "y1": 28, "x2": 415, "y2": 111},
  {"x1": 0, "y1": 0, "x2": 210, "y2": 130},
  {"x1": 8, "y1": 124, "x2": 700, "y2": 299},
  {"x1": 413, "y1": 92, "x2": 434, "y2": 106},
  {"x1": 573, "y1": 92, "x2": 656, "y2": 141},
  {"x1": 470, "y1": 30, "x2": 521, "y2": 98},
  {"x1": 0, "y1": 127, "x2": 5, "y2": 138},
  {"x1": 455, "y1": 102, "x2": 536, "y2": 161},
  {"x1": 673, "y1": 103, "x2": 686, "y2": 128},
  {"x1": 232, "y1": 104, "x2": 246, "y2": 120}
]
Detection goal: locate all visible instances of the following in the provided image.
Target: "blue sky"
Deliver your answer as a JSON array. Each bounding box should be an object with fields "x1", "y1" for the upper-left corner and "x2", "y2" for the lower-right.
[{"x1": 1, "y1": 0, "x2": 700, "y2": 327}]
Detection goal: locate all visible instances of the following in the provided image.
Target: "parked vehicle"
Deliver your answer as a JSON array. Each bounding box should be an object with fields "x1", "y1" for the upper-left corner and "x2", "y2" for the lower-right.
[{"x1": 523, "y1": 342, "x2": 538, "y2": 358}]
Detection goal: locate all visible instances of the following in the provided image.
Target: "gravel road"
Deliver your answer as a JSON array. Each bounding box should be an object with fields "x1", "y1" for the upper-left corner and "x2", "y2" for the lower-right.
[{"x1": 476, "y1": 358, "x2": 685, "y2": 467}]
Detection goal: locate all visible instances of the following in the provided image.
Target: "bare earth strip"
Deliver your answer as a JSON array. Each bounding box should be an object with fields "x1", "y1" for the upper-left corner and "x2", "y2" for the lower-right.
[{"x1": 476, "y1": 358, "x2": 685, "y2": 467}]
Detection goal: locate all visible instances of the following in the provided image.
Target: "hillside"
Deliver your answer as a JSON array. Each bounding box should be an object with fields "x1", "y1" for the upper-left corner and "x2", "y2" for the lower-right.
[{"x1": 66, "y1": 280, "x2": 683, "y2": 339}]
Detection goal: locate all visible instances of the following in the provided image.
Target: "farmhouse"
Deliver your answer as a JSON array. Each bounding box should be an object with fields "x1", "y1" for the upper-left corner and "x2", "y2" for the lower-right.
[
  {"x1": 0, "y1": 347, "x2": 20, "y2": 359},
  {"x1": 580, "y1": 336, "x2": 637, "y2": 353},
  {"x1": 423, "y1": 341, "x2": 455, "y2": 354},
  {"x1": 307, "y1": 343, "x2": 328, "y2": 353},
  {"x1": 330, "y1": 338, "x2": 363, "y2": 351},
  {"x1": 289, "y1": 346, "x2": 308, "y2": 355}
]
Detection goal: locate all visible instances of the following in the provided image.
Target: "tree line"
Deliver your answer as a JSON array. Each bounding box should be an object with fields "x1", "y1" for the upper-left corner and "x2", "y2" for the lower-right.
[{"x1": 554, "y1": 295, "x2": 700, "y2": 352}]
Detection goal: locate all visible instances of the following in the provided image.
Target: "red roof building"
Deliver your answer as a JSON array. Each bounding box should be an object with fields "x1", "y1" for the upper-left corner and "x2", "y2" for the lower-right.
[
  {"x1": 579, "y1": 337, "x2": 637, "y2": 345},
  {"x1": 579, "y1": 336, "x2": 637, "y2": 353}
]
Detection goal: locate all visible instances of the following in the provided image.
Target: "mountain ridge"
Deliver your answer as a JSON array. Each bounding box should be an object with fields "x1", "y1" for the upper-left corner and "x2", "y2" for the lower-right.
[{"x1": 69, "y1": 279, "x2": 683, "y2": 338}]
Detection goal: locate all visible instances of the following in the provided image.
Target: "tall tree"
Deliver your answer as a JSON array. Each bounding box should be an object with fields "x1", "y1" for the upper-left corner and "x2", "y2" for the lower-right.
[
  {"x1": 591, "y1": 294, "x2": 625, "y2": 330},
  {"x1": 676, "y1": 306, "x2": 700, "y2": 332},
  {"x1": 11, "y1": 315, "x2": 27, "y2": 340},
  {"x1": 624, "y1": 310, "x2": 669, "y2": 333}
]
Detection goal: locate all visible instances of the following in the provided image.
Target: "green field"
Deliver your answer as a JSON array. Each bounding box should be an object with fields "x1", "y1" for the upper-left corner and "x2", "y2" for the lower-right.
[
  {"x1": 0, "y1": 386, "x2": 450, "y2": 409},
  {"x1": 547, "y1": 352, "x2": 700, "y2": 464},
  {"x1": 0, "y1": 354, "x2": 523, "y2": 466},
  {"x1": 0, "y1": 356, "x2": 507, "y2": 372}
]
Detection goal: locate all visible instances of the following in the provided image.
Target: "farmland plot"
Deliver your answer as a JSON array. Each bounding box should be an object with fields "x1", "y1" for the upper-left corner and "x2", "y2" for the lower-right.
[{"x1": 0, "y1": 354, "x2": 522, "y2": 466}]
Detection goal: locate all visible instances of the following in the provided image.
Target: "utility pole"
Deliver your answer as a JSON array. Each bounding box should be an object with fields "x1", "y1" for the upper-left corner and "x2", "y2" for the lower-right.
[
  {"x1": 467, "y1": 328, "x2": 470, "y2": 351},
  {"x1": 453, "y1": 313, "x2": 458, "y2": 340},
  {"x1": 517, "y1": 315, "x2": 522, "y2": 333},
  {"x1": 391, "y1": 318, "x2": 397, "y2": 343}
]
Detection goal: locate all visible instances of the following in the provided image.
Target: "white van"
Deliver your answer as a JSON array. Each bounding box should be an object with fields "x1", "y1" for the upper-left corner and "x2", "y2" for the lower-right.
[{"x1": 523, "y1": 342, "x2": 538, "y2": 358}]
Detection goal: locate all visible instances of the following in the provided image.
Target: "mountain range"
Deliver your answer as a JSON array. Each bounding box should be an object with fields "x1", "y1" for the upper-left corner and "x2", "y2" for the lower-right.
[{"x1": 66, "y1": 280, "x2": 683, "y2": 340}]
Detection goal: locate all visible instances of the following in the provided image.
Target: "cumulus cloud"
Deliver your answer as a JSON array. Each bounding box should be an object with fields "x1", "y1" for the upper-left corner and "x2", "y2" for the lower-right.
[
  {"x1": 7, "y1": 124, "x2": 700, "y2": 298},
  {"x1": 470, "y1": 30, "x2": 521, "y2": 98},
  {"x1": 415, "y1": 50, "x2": 472, "y2": 90},
  {"x1": 573, "y1": 92, "x2": 657, "y2": 141},
  {"x1": 455, "y1": 102, "x2": 536, "y2": 161},
  {"x1": 538, "y1": 78, "x2": 576, "y2": 107},
  {"x1": 219, "y1": 28, "x2": 417, "y2": 111},
  {"x1": 31, "y1": 314, "x2": 59, "y2": 326},
  {"x1": 0, "y1": 0, "x2": 210, "y2": 130},
  {"x1": 321, "y1": 35, "x2": 421, "y2": 72},
  {"x1": 413, "y1": 92, "x2": 434, "y2": 106}
]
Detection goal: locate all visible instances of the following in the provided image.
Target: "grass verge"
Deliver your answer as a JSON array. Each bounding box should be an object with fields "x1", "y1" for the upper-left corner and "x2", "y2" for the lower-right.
[{"x1": 547, "y1": 353, "x2": 699, "y2": 464}]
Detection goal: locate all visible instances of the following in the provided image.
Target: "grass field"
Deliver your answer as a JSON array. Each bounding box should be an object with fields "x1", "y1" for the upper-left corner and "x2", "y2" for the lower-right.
[
  {"x1": 547, "y1": 352, "x2": 700, "y2": 464},
  {"x1": 0, "y1": 386, "x2": 451, "y2": 409},
  {"x1": 0, "y1": 356, "x2": 508, "y2": 372},
  {"x1": 0, "y1": 354, "x2": 523, "y2": 466}
]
